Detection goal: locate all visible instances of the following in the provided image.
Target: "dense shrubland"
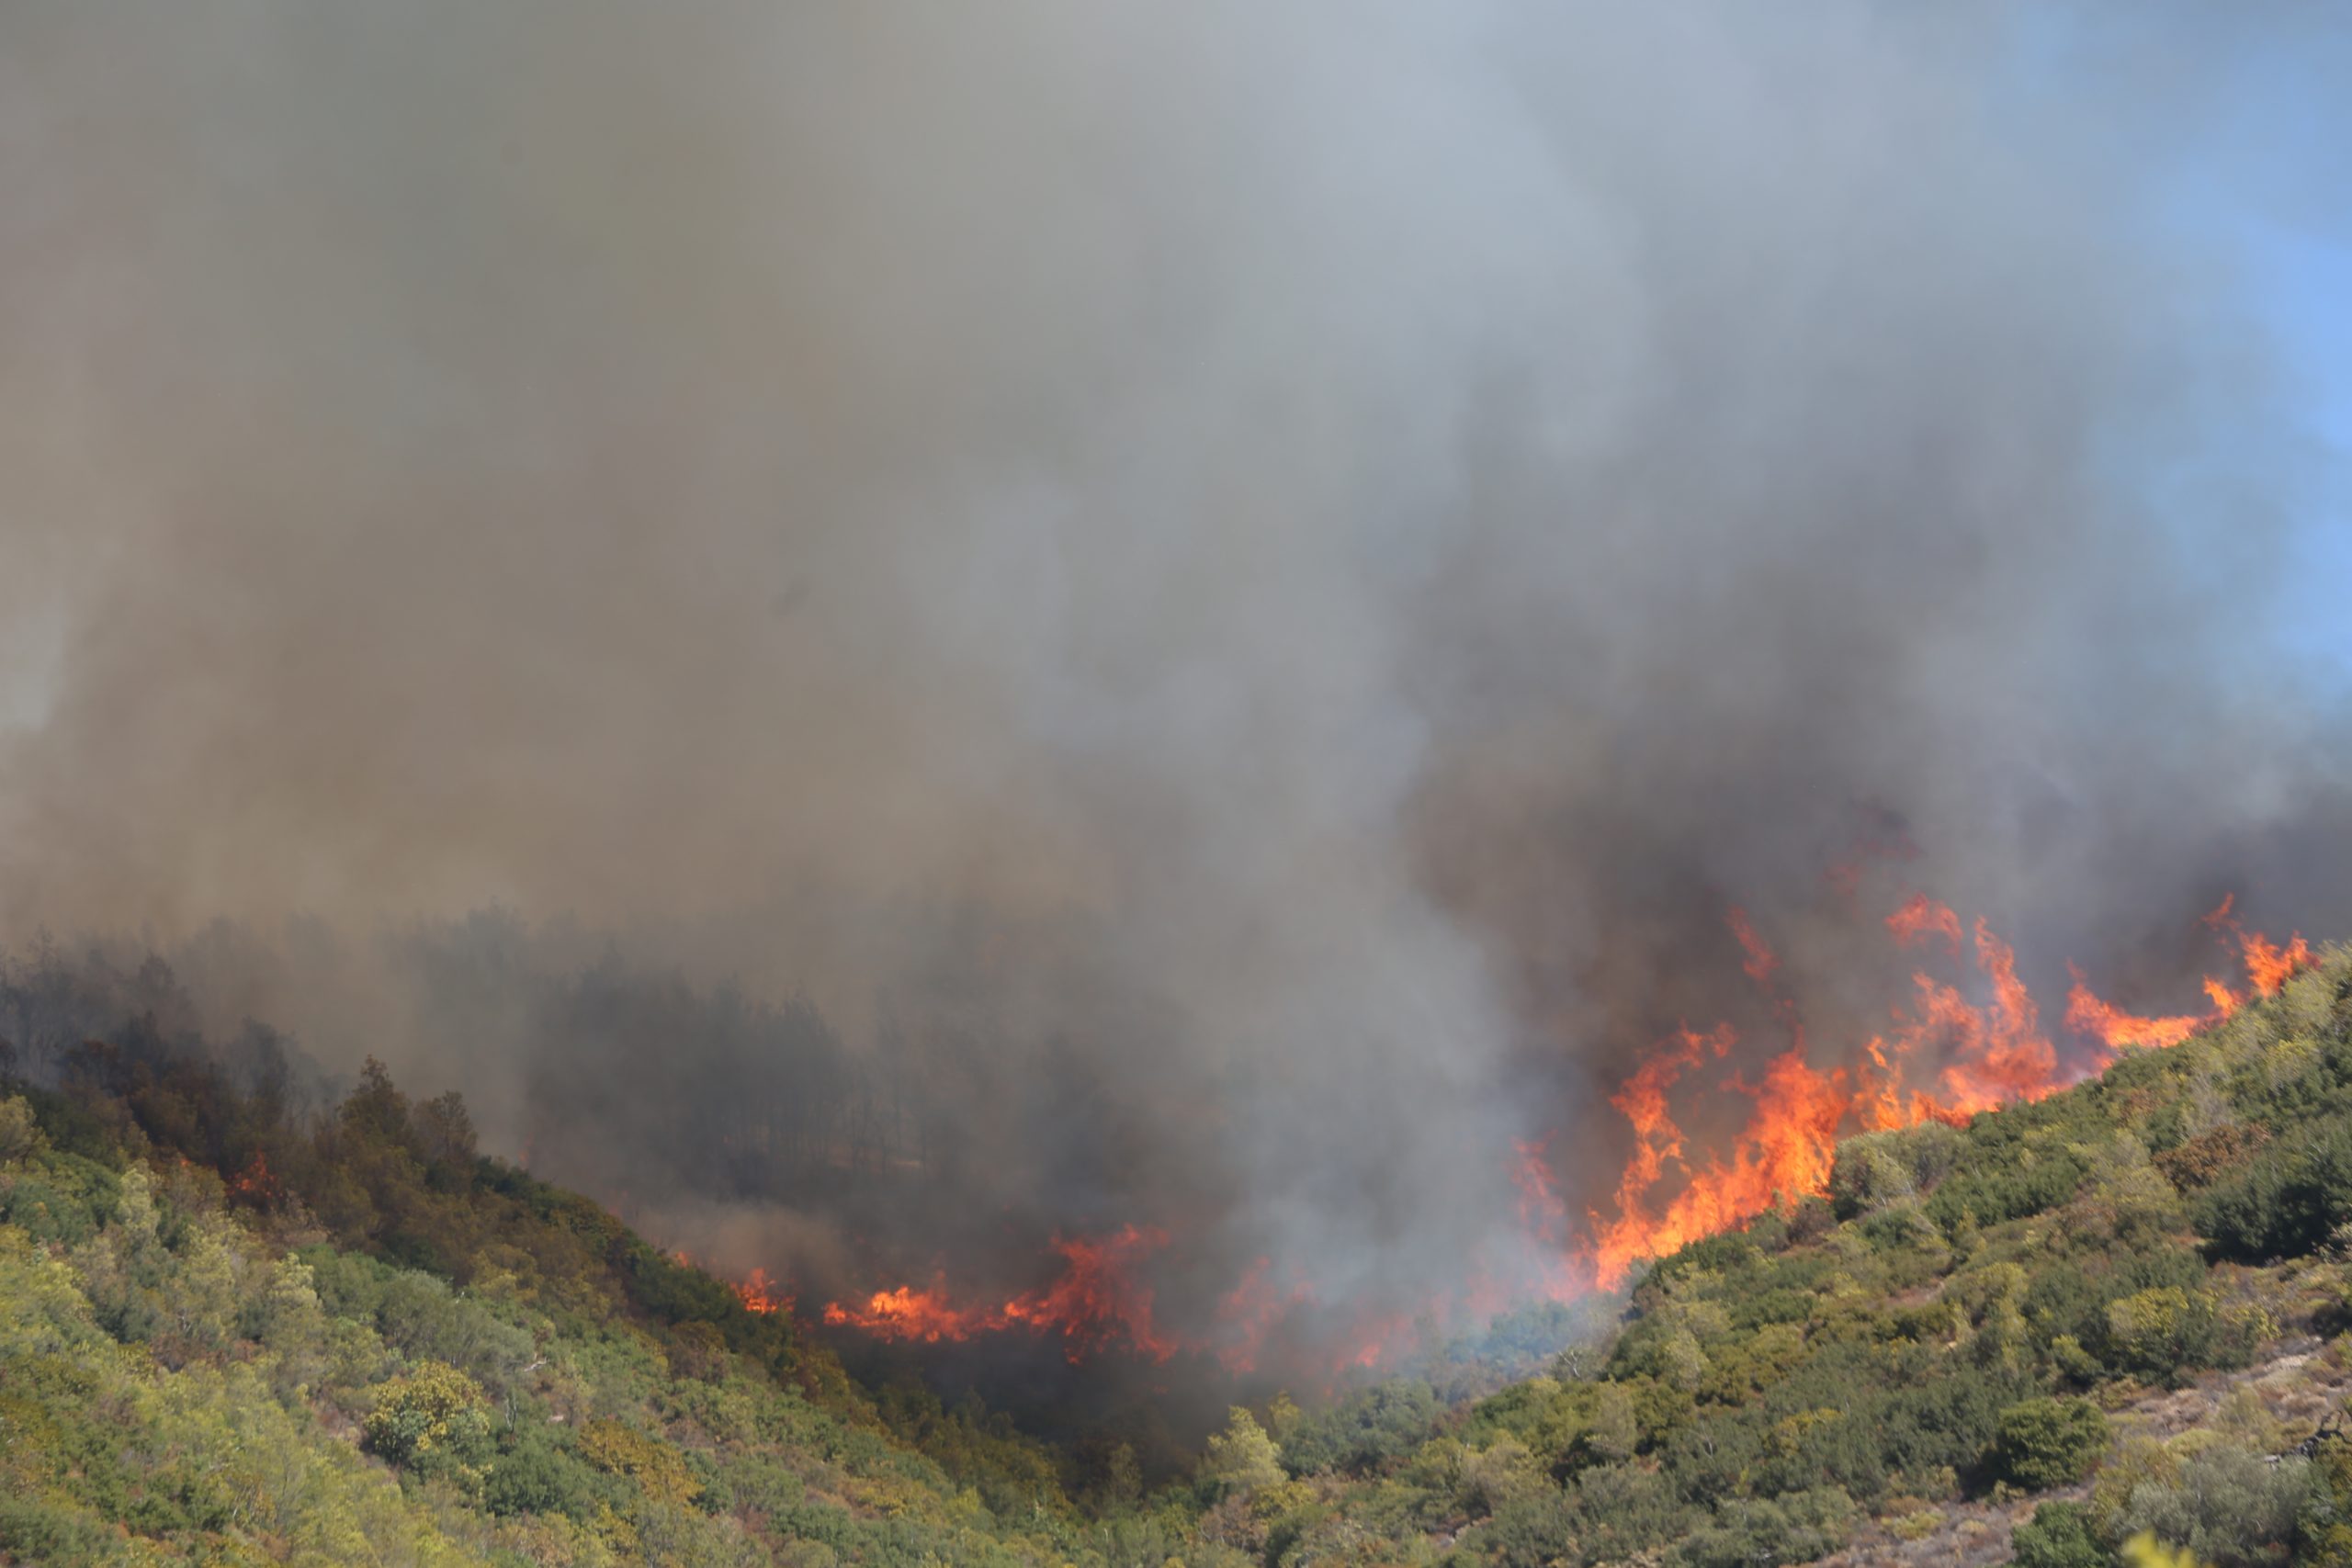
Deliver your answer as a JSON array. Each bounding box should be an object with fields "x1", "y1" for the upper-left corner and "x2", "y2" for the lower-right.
[
  {"x1": 1190, "y1": 947, "x2": 2352, "y2": 1567},
  {"x1": 0, "y1": 1031, "x2": 1105, "y2": 1564},
  {"x1": 8, "y1": 943, "x2": 2352, "y2": 1562}
]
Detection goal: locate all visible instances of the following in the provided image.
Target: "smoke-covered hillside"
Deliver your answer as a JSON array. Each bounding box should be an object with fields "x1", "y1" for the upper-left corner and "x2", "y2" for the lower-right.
[
  {"x1": 12, "y1": 926, "x2": 2352, "y2": 1563},
  {"x1": 3, "y1": 0, "x2": 2350, "y2": 1415}
]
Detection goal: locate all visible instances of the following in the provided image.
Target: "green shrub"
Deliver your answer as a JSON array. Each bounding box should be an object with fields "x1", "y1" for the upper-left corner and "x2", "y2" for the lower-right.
[
  {"x1": 2196, "y1": 1122, "x2": 2352, "y2": 1262},
  {"x1": 1985, "y1": 1397, "x2": 2109, "y2": 1492},
  {"x1": 0, "y1": 1498, "x2": 119, "y2": 1564},
  {"x1": 1200, "y1": 1406, "x2": 1284, "y2": 1496},
  {"x1": 1830, "y1": 1123, "x2": 1964, "y2": 1220},
  {"x1": 1676, "y1": 1485, "x2": 1856, "y2": 1568},
  {"x1": 2113, "y1": 1445, "x2": 2312, "y2": 1567},
  {"x1": 2155, "y1": 1122, "x2": 2269, "y2": 1190},
  {"x1": 2100, "y1": 1285, "x2": 2233, "y2": 1382},
  {"x1": 1278, "y1": 1381, "x2": 1440, "y2": 1477},
  {"x1": 1569, "y1": 1461, "x2": 1692, "y2": 1564},
  {"x1": 362, "y1": 1359, "x2": 492, "y2": 1471},
  {"x1": 481, "y1": 1424, "x2": 613, "y2": 1519},
  {"x1": 0, "y1": 1096, "x2": 45, "y2": 1164},
  {"x1": 579, "y1": 1416, "x2": 703, "y2": 1507},
  {"x1": 2008, "y1": 1500, "x2": 2106, "y2": 1567}
]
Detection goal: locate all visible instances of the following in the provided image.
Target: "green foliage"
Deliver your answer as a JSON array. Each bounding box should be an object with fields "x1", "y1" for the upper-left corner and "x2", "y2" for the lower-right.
[
  {"x1": 2112, "y1": 1445, "x2": 2311, "y2": 1567},
  {"x1": 1829, "y1": 1122, "x2": 1963, "y2": 1219},
  {"x1": 364, "y1": 1358, "x2": 494, "y2": 1469},
  {"x1": 1200, "y1": 1405, "x2": 1284, "y2": 1496},
  {"x1": 2099, "y1": 1283, "x2": 2251, "y2": 1382},
  {"x1": 480, "y1": 1422, "x2": 610, "y2": 1519},
  {"x1": 1986, "y1": 1397, "x2": 2111, "y2": 1492},
  {"x1": 580, "y1": 1415, "x2": 704, "y2": 1506},
  {"x1": 2155, "y1": 1121, "x2": 2269, "y2": 1190},
  {"x1": 2196, "y1": 1119, "x2": 2352, "y2": 1262},
  {"x1": 2009, "y1": 1500, "x2": 2107, "y2": 1568},
  {"x1": 1279, "y1": 1379, "x2": 1441, "y2": 1477},
  {"x1": 0, "y1": 1049, "x2": 1118, "y2": 1565},
  {"x1": 5, "y1": 947, "x2": 2352, "y2": 1567},
  {"x1": 1675, "y1": 1486, "x2": 1856, "y2": 1568},
  {"x1": 309, "y1": 1245, "x2": 537, "y2": 1393},
  {"x1": 0, "y1": 1094, "x2": 44, "y2": 1164}
]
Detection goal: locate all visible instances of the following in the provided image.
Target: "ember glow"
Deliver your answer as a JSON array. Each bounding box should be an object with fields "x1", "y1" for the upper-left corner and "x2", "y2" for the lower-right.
[{"x1": 226, "y1": 1151, "x2": 281, "y2": 1206}]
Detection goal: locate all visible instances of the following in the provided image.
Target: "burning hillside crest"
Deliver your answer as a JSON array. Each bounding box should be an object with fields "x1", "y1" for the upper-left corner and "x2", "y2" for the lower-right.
[{"x1": 738, "y1": 887, "x2": 2313, "y2": 1371}]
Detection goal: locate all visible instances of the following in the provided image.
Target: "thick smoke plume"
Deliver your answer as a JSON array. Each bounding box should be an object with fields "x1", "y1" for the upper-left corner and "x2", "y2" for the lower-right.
[{"x1": 2, "y1": 3, "x2": 2347, "y2": 1396}]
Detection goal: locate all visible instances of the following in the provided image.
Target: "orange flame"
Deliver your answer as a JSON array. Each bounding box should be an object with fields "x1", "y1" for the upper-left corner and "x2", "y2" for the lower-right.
[
  {"x1": 2239, "y1": 931, "x2": 2312, "y2": 998},
  {"x1": 1338, "y1": 1313, "x2": 1419, "y2": 1372},
  {"x1": 1586, "y1": 1039, "x2": 1847, "y2": 1291},
  {"x1": 1001, "y1": 1225, "x2": 1179, "y2": 1363},
  {"x1": 732, "y1": 1267, "x2": 792, "y2": 1317},
  {"x1": 817, "y1": 1226, "x2": 1182, "y2": 1363},
  {"x1": 2199, "y1": 896, "x2": 2310, "y2": 998},
  {"x1": 823, "y1": 1281, "x2": 996, "y2": 1342},
  {"x1": 1727, "y1": 907, "x2": 1781, "y2": 989},
  {"x1": 760, "y1": 887, "x2": 2319, "y2": 1377},
  {"x1": 2064, "y1": 966, "x2": 2202, "y2": 1051},
  {"x1": 227, "y1": 1150, "x2": 281, "y2": 1205},
  {"x1": 2064, "y1": 897, "x2": 2312, "y2": 1059},
  {"x1": 1886, "y1": 893, "x2": 1963, "y2": 957},
  {"x1": 1213, "y1": 1257, "x2": 1313, "y2": 1374},
  {"x1": 1582, "y1": 1022, "x2": 1728, "y2": 1284},
  {"x1": 1566, "y1": 893, "x2": 2313, "y2": 1291},
  {"x1": 1933, "y1": 919, "x2": 2059, "y2": 1114}
]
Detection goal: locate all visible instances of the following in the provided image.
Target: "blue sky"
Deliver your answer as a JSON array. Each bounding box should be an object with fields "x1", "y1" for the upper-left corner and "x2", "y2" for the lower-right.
[
  {"x1": 2255, "y1": 229, "x2": 2352, "y2": 450},
  {"x1": 2003, "y1": 8, "x2": 2346, "y2": 681},
  {"x1": 2162, "y1": 22, "x2": 2352, "y2": 680},
  {"x1": 2251, "y1": 221, "x2": 2352, "y2": 676}
]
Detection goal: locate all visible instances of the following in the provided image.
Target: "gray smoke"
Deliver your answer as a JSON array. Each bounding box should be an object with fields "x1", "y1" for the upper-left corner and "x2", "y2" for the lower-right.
[{"x1": 1, "y1": 3, "x2": 2346, "y2": 1370}]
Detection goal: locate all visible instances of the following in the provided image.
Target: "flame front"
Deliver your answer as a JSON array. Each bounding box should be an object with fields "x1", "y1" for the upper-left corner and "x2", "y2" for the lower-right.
[
  {"x1": 1569, "y1": 893, "x2": 2312, "y2": 1291},
  {"x1": 719, "y1": 886, "x2": 2314, "y2": 1375},
  {"x1": 818, "y1": 1225, "x2": 1186, "y2": 1364},
  {"x1": 822, "y1": 1282, "x2": 995, "y2": 1342}
]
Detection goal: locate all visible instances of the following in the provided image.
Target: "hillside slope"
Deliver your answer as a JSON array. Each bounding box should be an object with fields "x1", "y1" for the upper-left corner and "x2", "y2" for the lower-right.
[
  {"x1": 9, "y1": 947, "x2": 2352, "y2": 1565},
  {"x1": 0, "y1": 1050, "x2": 1133, "y2": 1566},
  {"x1": 1216, "y1": 945, "x2": 2352, "y2": 1568}
]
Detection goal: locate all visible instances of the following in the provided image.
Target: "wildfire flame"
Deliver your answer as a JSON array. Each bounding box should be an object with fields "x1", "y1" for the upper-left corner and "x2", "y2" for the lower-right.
[
  {"x1": 227, "y1": 1150, "x2": 281, "y2": 1205},
  {"x1": 1563, "y1": 893, "x2": 2313, "y2": 1291},
  {"x1": 820, "y1": 1225, "x2": 1183, "y2": 1365},
  {"x1": 732, "y1": 1267, "x2": 791, "y2": 1317},
  {"x1": 2216, "y1": 897, "x2": 2313, "y2": 999},
  {"x1": 2064, "y1": 894, "x2": 2312, "y2": 1061},
  {"x1": 1213, "y1": 1257, "x2": 1312, "y2": 1374},
  {"x1": 823, "y1": 1281, "x2": 998, "y2": 1343},
  {"x1": 710, "y1": 880, "x2": 2314, "y2": 1377},
  {"x1": 1002, "y1": 1226, "x2": 1180, "y2": 1362},
  {"x1": 1886, "y1": 892, "x2": 1962, "y2": 957}
]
